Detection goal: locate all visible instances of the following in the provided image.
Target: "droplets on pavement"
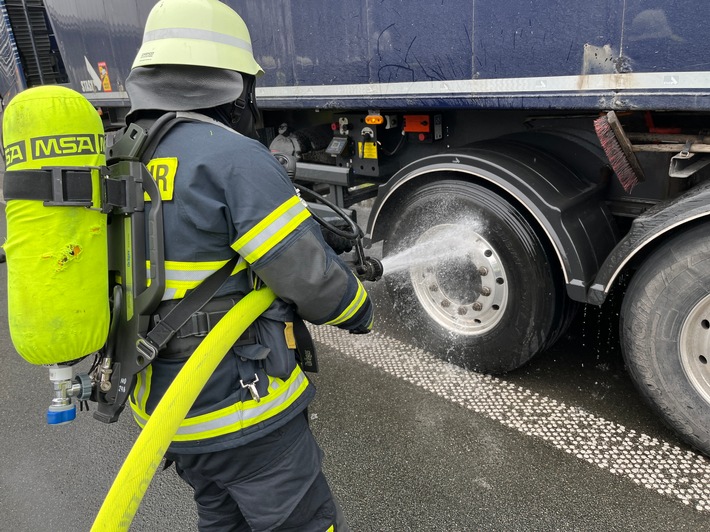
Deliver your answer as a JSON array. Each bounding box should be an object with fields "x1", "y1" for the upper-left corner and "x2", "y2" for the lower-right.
[{"x1": 310, "y1": 326, "x2": 710, "y2": 513}]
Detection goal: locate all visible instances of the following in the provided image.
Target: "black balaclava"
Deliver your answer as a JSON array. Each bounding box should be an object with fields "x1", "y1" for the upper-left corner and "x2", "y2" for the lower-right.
[
  {"x1": 204, "y1": 74, "x2": 262, "y2": 139},
  {"x1": 125, "y1": 64, "x2": 261, "y2": 138}
]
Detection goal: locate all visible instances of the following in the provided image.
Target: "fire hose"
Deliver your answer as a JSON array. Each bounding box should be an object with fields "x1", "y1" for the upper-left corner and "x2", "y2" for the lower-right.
[{"x1": 91, "y1": 287, "x2": 277, "y2": 531}]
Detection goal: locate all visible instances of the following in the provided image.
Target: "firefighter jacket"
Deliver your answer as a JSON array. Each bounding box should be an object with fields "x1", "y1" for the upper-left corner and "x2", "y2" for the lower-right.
[{"x1": 129, "y1": 113, "x2": 373, "y2": 453}]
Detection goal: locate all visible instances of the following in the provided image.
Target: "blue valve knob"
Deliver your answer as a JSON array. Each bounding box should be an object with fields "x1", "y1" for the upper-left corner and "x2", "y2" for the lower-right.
[{"x1": 47, "y1": 403, "x2": 77, "y2": 425}]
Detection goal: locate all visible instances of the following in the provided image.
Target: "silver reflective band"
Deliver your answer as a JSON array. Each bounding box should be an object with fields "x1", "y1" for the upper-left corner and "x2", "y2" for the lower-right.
[
  {"x1": 130, "y1": 369, "x2": 309, "y2": 439},
  {"x1": 235, "y1": 200, "x2": 308, "y2": 259},
  {"x1": 174, "y1": 371, "x2": 308, "y2": 437},
  {"x1": 143, "y1": 27, "x2": 253, "y2": 53}
]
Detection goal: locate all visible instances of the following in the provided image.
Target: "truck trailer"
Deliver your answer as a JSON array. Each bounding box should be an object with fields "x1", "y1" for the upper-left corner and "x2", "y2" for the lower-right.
[{"x1": 3, "y1": 0, "x2": 710, "y2": 456}]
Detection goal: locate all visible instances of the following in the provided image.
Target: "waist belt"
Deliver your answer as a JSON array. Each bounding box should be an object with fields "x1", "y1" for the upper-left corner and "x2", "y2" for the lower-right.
[
  {"x1": 172, "y1": 309, "x2": 258, "y2": 344},
  {"x1": 153, "y1": 296, "x2": 259, "y2": 359}
]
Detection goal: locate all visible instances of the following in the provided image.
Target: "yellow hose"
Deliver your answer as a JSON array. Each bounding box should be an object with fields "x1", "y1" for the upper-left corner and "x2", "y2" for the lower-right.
[{"x1": 91, "y1": 287, "x2": 276, "y2": 532}]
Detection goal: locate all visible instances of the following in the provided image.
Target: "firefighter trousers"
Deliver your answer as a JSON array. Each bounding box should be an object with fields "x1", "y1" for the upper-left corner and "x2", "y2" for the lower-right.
[{"x1": 165, "y1": 413, "x2": 348, "y2": 532}]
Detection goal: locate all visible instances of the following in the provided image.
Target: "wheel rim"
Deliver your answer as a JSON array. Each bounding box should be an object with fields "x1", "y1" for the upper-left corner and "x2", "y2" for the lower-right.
[
  {"x1": 409, "y1": 223, "x2": 508, "y2": 335},
  {"x1": 679, "y1": 293, "x2": 710, "y2": 404}
]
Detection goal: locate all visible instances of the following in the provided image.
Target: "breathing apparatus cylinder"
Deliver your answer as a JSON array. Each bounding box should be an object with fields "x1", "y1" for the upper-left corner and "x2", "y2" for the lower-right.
[{"x1": 3, "y1": 86, "x2": 109, "y2": 422}]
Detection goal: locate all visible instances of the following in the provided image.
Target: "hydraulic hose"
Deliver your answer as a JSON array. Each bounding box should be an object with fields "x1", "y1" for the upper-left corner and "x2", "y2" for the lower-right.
[{"x1": 91, "y1": 287, "x2": 277, "y2": 532}]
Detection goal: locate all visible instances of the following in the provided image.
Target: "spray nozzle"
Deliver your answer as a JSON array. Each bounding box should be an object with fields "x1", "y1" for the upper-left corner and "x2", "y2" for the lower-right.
[
  {"x1": 356, "y1": 256, "x2": 384, "y2": 282},
  {"x1": 353, "y1": 238, "x2": 384, "y2": 282}
]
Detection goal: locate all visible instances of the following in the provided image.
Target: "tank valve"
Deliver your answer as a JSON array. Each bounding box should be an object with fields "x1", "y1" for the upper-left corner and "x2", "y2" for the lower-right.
[{"x1": 46, "y1": 365, "x2": 93, "y2": 425}]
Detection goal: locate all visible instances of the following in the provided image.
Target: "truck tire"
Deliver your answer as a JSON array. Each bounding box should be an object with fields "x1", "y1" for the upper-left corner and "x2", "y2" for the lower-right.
[
  {"x1": 382, "y1": 179, "x2": 563, "y2": 374},
  {"x1": 620, "y1": 224, "x2": 710, "y2": 455}
]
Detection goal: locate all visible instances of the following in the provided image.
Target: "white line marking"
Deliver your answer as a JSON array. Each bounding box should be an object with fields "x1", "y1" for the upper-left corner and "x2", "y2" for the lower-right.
[{"x1": 310, "y1": 326, "x2": 710, "y2": 512}]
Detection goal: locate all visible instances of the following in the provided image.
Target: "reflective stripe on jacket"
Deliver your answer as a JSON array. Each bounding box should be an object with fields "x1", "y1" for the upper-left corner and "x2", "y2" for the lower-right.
[
  {"x1": 129, "y1": 112, "x2": 372, "y2": 453},
  {"x1": 147, "y1": 256, "x2": 248, "y2": 300},
  {"x1": 130, "y1": 363, "x2": 310, "y2": 442}
]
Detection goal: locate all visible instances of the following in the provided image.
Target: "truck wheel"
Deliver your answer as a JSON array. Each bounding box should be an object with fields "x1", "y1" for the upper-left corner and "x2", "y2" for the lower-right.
[
  {"x1": 620, "y1": 224, "x2": 710, "y2": 454},
  {"x1": 383, "y1": 180, "x2": 563, "y2": 374}
]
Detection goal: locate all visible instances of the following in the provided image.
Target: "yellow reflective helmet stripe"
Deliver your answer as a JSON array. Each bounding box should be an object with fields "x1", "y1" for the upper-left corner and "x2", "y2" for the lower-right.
[
  {"x1": 231, "y1": 196, "x2": 311, "y2": 264},
  {"x1": 326, "y1": 279, "x2": 368, "y2": 326},
  {"x1": 130, "y1": 365, "x2": 309, "y2": 442}
]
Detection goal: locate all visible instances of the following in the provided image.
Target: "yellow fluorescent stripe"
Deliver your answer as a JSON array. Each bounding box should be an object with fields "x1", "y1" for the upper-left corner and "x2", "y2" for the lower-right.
[
  {"x1": 326, "y1": 280, "x2": 366, "y2": 326},
  {"x1": 233, "y1": 196, "x2": 301, "y2": 252},
  {"x1": 179, "y1": 370, "x2": 302, "y2": 426},
  {"x1": 129, "y1": 365, "x2": 152, "y2": 414},
  {"x1": 174, "y1": 288, "x2": 188, "y2": 299},
  {"x1": 165, "y1": 260, "x2": 229, "y2": 271},
  {"x1": 130, "y1": 367, "x2": 309, "y2": 441},
  {"x1": 244, "y1": 209, "x2": 310, "y2": 263},
  {"x1": 173, "y1": 376, "x2": 309, "y2": 441},
  {"x1": 131, "y1": 371, "x2": 142, "y2": 405},
  {"x1": 146, "y1": 259, "x2": 229, "y2": 271},
  {"x1": 232, "y1": 261, "x2": 248, "y2": 275},
  {"x1": 163, "y1": 263, "x2": 247, "y2": 288},
  {"x1": 141, "y1": 365, "x2": 152, "y2": 412},
  {"x1": 165, "y1": 279, "x2": 201, "y2": 289},
  {"x1": 130, "y1": 377, "x2": 309, "y2": 439},
  {"x1": 146, "y1": 259, "x2": 247, "y2": 273}
]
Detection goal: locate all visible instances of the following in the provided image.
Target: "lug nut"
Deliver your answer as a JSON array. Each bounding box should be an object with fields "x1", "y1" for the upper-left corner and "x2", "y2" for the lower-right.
[
  {"x1": 472, "y1": 302, "x2": 483, "y2": 311},
  {"x1": 429, "y1": 284, "x2": 439, "y2": 292},
  {"x1": 481, "y1": 287, "x2": 491, "y2": 296},
  {"x1": 457, "y1": 306, "x2": 468, "y2": 315},
  {"x1": 441, "y1": 300, "x2": 451, "y2": 308},
  {"x1": 478, "y1": 267, "x2": 488, "y2": 276}
]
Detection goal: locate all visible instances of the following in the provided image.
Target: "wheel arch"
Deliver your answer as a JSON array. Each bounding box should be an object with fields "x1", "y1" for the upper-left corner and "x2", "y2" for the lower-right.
[
  {"x1": 368, "y1": 141, "x2": 619, "y2": 303},
  {"x1": 589, "y1": 180, "x2": 710, "y2": 305}
]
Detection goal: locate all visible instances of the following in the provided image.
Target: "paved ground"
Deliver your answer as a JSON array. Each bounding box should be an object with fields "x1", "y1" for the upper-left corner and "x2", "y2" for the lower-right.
[{"x1": 0, "y1": 203, "x2": 709, "y2": 530}]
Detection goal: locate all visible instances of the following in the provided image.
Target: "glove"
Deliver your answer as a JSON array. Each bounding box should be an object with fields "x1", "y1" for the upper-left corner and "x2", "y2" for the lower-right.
[{"x1": 321, "y1": 228, "x2": 354, "y2": 255}]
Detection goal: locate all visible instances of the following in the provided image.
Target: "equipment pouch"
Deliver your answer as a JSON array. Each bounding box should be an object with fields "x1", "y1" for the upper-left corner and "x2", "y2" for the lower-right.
[{"x1": 246, "y1": 317, "x2": 296, "y2": 379}]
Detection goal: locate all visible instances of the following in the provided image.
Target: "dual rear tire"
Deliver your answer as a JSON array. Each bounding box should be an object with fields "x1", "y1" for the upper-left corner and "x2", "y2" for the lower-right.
[{"x1": 620, "y1": 224, "x2": 710, "y2": 455}]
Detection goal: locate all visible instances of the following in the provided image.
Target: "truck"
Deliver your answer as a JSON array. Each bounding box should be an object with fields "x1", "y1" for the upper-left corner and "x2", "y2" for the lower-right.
[{"x1": 2, "y1": 0, "x2": 710, "y2": 456}]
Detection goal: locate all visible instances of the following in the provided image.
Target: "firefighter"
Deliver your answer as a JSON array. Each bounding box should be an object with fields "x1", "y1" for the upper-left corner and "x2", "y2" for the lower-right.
[{"x1": 124, "y1": 0, "x2": 373, "y2": 530}]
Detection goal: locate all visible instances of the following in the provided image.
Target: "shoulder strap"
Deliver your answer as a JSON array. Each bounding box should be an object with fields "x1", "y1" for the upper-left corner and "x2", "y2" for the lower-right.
[{"x1": 139, "y1": 254, "x2": 241, "y2": 356}]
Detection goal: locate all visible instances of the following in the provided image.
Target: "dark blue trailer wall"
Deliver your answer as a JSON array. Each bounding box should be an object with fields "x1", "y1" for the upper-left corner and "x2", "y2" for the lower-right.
[{"x1": 42, "y1": 0, "x2": 710, "y2": 111}]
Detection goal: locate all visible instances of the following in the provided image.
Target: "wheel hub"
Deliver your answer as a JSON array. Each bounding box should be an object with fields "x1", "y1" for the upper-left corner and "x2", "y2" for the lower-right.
[
  {"x1": 679, "y1": 293, "x2": 710, "y2": 405},
  {"x1": 410, "y1": 224, "x2": 508, "y2": 335}
]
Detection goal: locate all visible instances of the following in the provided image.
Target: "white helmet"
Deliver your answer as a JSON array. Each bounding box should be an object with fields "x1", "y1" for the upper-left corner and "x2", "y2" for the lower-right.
[{"x1": 132, "y1": 0, "x2": 264, "y2": 76}]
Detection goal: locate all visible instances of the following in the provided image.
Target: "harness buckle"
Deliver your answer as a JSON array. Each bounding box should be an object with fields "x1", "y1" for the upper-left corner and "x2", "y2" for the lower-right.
[
  {"x1": 240, "y1": 374, "x2": 261, "y2": 402},
  {"x1": 136, "y1": 336, "x2": 159, "y2": 366}
]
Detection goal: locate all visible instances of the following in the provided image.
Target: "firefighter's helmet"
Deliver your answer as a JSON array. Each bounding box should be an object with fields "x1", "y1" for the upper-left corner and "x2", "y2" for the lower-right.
[{"x1": 132, "y1": 0, "x2": 263, "y2": 76}]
